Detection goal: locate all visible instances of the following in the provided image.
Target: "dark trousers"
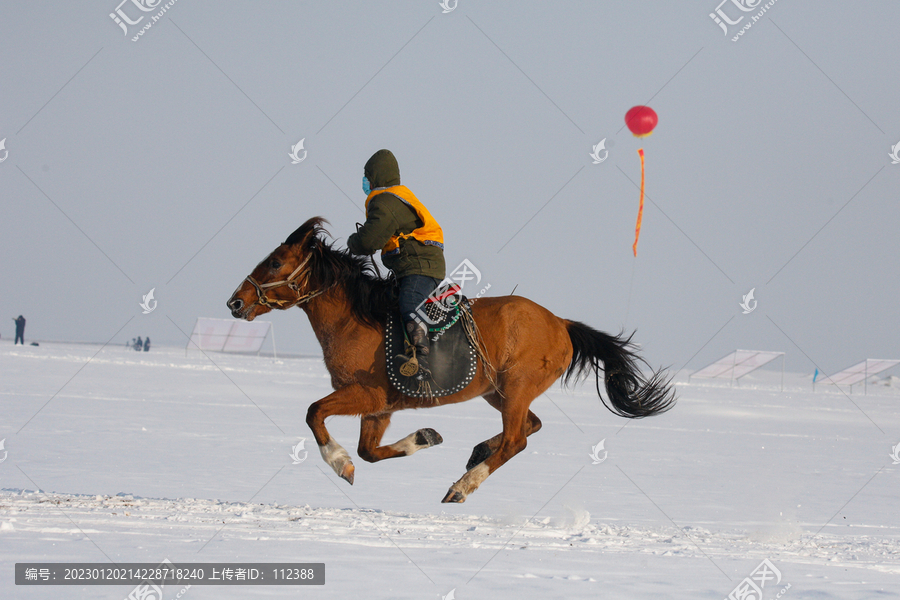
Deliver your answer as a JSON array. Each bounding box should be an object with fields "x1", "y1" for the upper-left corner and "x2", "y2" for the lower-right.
[
  {"x1": 15, "y1": 332, "x2": 24, "y2": 344},
  {"x1": 398, "y1": 275, "x2": 442, "y2": 326}
]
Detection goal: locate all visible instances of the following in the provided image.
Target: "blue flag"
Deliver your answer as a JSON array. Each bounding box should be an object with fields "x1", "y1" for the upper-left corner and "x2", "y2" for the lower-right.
[{"x1": 813, "y1": 368, "x2": 819, "y2": 383}]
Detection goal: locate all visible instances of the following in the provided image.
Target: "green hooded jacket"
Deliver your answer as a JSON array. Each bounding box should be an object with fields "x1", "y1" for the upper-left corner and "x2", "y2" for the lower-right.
[{"x1": 347, "y1": 150, "x2": 446, "y2": 280}]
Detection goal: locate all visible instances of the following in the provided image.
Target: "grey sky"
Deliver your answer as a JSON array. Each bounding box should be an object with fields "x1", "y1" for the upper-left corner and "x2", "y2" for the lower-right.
[{"x1": 1, "y1": 1, "x2": 897, "y2": 377}]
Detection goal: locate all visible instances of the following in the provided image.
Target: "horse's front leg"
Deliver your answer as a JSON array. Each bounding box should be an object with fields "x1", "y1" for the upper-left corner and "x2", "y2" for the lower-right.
[{"x1": 306, "y1": 384, "x2": 380, "y2": 485}]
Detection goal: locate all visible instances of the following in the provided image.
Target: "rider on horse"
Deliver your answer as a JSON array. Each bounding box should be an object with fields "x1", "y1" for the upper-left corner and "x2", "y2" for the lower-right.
[{"x1": 347, "y1": 149, "x2": 446, "y2": 379}]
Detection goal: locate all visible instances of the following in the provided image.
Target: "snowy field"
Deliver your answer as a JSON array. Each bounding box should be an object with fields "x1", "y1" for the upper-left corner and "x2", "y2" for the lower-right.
[{"x1": 1, "y1": 341, "x2": 899, "y2": 599}]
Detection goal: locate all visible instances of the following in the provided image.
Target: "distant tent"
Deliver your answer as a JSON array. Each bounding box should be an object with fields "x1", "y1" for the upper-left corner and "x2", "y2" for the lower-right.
[
  {"x1": 186, "y1": 317, "x2": 276, "y2": 358},
  {"x1": 689, "y1": 349, "x2": 785, "y2": 390},
  {"x1": 815, "y1": 359, "x2": 900, "y2": 394}
]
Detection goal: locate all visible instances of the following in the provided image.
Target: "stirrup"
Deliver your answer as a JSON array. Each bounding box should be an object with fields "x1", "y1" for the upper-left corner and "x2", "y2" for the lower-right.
[{"x1": 398, "y1": 341, "x2": 420, "y2": 377}]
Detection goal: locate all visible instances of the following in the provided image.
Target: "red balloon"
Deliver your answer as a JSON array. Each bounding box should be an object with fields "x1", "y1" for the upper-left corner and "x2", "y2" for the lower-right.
[{"x1": 625, "y1": 106, "x2": 658, "y2": 138}]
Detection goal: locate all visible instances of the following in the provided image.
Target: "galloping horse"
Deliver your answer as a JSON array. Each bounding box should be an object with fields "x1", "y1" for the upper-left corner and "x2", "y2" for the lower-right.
[{"x1": 227, "y1": 217, "x2": 675, "y2": 503}]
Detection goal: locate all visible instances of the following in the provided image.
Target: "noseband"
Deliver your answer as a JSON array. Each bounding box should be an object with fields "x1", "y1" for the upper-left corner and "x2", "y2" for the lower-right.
[{"x1": 243, "y1": 253, "x2": 327, "y2": 310}]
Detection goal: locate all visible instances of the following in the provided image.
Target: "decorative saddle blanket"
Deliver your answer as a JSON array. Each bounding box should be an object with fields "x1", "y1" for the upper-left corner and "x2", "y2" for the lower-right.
[{"x1": 385, "y1": 295, "x2": 478, "y2": 399}]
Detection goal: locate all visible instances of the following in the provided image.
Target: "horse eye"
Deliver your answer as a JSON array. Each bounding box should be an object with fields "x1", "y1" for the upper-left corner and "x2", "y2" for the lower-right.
[{"x1": 270, "y1": 259, "x2": 282, "y2": 270}]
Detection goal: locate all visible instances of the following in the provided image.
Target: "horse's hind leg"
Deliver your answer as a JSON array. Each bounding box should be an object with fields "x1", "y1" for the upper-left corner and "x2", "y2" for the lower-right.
[
  {"x1": 442, "y1": 387, "x2": 536, "y2": 503},
  {"x1": 307, "y1": 384, "x2": 382, "y2": 485},
  {"x1": 466, "y1": 392, "x2": 542, "y2": 470},
  {"x1": 357, "y1": 414, "x2": 443, "y2": 463}
]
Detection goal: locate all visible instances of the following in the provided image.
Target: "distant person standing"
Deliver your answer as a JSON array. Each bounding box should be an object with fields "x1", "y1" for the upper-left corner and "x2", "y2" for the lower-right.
[
  {"x1": 13, "y1": 315, "x2": 25, "y2": 345},
  {"x1": 135, "y1": 336, "x2": 143, "y2": 351},
  {"x1": 143, "y1": 337, "x2": 150, "y2": 352}
]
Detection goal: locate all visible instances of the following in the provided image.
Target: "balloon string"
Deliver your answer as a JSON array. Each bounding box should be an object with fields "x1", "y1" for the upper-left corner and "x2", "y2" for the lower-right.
[
  {"x1": 633, "y1": 148, "x2": 645, "y2": 257},
  {"x1": 624, "y1": 257, "x2": 637, "y2": 326}
]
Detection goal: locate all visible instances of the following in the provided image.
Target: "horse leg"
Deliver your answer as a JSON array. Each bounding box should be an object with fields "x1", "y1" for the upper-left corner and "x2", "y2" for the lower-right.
[
  {"x1": 442, "y1": 387, "x2": 536, "y2": 503},
  {"x1": 466, "y1": 392, "x2": 542, "y2": 470},
  {"x1": 357, "y1": 414, "x2": 443, "y2": 463},
  {"x1": 306, "y1": 384, "x2": 379, "y2": 485}
]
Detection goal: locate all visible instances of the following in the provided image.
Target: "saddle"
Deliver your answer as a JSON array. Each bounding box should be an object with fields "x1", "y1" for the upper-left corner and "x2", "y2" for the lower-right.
[{"x1": 385, "y1": 291, "x2": 478, "y2": 399}]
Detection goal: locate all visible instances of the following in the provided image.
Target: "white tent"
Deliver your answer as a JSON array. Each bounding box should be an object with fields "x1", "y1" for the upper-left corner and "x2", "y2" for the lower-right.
[
  {"x1": 689, "y1": 349, "x2": 785, "y2": 390},
  {"x1": 186, "y1": 317, "x2": 276, "y2": 358}
]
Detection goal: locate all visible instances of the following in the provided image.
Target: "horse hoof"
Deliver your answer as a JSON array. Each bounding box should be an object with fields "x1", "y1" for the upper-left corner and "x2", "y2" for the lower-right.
[
  {"x1": 441, "y1": 489, "x2": 466, "y2": 504},
  {"x1": 340, "y1": 463, "x2": 355, "y2": 485},
  {"x1": 466, "y1": 441, "x2": 492, "y2": 470},
  {"x1": 415, "y1": 428, "x2": 443, "y2": 448}
]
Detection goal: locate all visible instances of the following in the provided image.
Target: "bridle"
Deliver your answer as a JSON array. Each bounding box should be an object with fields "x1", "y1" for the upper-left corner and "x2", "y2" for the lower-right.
[{"x1": 242, "y1": 252, "x2": 328, "y2": 310}]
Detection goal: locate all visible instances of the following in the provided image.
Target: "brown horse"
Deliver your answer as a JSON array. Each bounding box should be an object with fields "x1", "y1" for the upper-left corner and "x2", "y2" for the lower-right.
[{"x1": 227, "y1": 218, "x2": 675, "y2": 503}]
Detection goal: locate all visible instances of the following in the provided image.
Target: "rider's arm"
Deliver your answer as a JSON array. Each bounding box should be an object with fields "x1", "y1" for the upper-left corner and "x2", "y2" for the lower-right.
[{"x1": 347, "y1": 197, "x2": 401, "y2": 255}]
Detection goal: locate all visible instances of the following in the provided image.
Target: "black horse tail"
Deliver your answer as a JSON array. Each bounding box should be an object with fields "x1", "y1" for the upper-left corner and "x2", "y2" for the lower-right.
[{"x1": 564, "y1": 321, "x2": 676, "y2": 418}]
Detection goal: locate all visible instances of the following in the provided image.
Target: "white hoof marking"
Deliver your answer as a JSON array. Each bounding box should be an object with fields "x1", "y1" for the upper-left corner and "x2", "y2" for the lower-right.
[
  {"x1": 319, "y1": 439, "x2": 352, "y2": 476},
  {"x1": 452, "y1": 463, "x2": 490, "y2": 497},
  {"x1": 388, "y1": 432, "x2": 422, "y2": 456}
]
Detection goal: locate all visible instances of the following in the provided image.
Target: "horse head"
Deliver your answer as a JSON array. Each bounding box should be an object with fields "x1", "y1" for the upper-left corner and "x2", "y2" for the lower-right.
[{"x1": 227, "y1": 217, "x2": 329, "y2": 321}]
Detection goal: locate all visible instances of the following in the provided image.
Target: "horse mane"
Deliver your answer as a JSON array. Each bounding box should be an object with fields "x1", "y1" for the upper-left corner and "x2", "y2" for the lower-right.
[{"x1": 285, "y1": 217, "x2": 396, "y2": 328}]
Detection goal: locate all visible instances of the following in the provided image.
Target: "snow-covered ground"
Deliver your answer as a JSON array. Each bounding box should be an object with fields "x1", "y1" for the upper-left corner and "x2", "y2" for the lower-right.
[{"x1": 1, "y1": 341, "x2": 898, "y2": 599}]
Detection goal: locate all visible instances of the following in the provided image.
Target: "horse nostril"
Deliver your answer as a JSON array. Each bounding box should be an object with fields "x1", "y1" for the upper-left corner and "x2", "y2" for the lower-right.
[{"x1": 228, "y1": 298, "x2": 243, "y2": 311}]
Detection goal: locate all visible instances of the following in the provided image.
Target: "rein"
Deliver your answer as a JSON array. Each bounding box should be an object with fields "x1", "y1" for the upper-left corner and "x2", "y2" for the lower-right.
[{"x1": 244, "y1": 253, "x2": 328, "y2": 310}]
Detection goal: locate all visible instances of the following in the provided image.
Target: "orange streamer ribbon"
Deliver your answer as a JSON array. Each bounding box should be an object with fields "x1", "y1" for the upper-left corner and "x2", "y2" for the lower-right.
[{"x1": 633, "y1": 148, "x2": 645, "y2": 257}]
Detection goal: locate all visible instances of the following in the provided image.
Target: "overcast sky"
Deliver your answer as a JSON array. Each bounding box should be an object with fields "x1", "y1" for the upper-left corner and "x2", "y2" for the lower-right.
[{"x1": 1, "y1": 1, "x2": 897, "y2": 378}]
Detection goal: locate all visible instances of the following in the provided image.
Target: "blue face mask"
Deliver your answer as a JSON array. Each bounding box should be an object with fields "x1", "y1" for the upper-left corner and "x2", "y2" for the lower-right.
[{"x1": 362, "y1": 176, "x2": 371, "y2": 195}]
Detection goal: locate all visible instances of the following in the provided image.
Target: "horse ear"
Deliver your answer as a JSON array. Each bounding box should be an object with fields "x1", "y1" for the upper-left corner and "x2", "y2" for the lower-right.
[
  {"x1": 283, "y1": 225, "x2": 308, "y2": 245},
  {"x1": 284, "y1": 217, "x2": 329, "y2": 246}
]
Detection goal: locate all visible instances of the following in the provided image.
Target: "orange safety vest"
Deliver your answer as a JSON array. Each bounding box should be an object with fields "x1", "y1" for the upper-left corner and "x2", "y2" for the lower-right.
[{"x1": 364, "y1": 186, "x2": 444, "y2": 257}]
